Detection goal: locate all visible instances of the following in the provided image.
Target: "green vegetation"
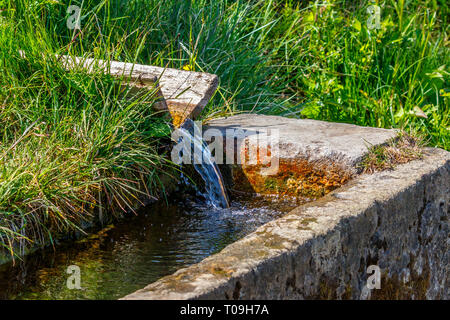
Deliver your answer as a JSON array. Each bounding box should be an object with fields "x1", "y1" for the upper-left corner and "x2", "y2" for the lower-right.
[
  {"x1": 265, "y1": 0, "x2": 448, "y2": 149},
  {"x1": 0, "y1": 0, "x2": 174, "y2": 258},
  {"x1": 359, "y1": 131, "x2": 424, "y2": 173},
  {"x1": 0, "y1": 0, "x2": 448, "y2": 258}
]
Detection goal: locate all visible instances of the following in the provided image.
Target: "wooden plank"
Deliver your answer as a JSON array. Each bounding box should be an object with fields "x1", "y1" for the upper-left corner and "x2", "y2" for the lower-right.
[{"x1": 59, "y1": 55, "x2": 218, "y2": 122}]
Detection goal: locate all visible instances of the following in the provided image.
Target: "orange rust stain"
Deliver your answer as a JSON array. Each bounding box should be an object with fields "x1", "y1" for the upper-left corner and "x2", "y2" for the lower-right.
[{"x1": 232, "y1": 158, "x2": 353, "y2": 199}]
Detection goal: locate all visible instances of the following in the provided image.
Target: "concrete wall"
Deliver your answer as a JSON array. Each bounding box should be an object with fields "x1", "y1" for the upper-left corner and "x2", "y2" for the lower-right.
[{"x1": 123, "y1": 148, "x2": 449, "y2": 300}]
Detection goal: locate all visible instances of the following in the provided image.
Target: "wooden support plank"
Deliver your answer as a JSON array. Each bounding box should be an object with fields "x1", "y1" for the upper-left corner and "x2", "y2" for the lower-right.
[{"x1": 59, "y1": 55, "x2": 218, "y2": 122}]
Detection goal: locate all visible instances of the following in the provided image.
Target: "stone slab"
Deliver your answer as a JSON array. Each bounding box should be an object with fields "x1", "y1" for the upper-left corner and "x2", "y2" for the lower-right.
[
  {"x1": 206, "y1": 114, "x2": 397, "y2": 168},
  {"x1": 204, "y1": 114, "x2": 398, "y2": 196}
]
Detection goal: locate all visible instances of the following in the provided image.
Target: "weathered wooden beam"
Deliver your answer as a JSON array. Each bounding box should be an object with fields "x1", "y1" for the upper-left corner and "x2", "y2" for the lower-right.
[{"x1": 58, "y1": 55, "x2": 218, "y2": 123}]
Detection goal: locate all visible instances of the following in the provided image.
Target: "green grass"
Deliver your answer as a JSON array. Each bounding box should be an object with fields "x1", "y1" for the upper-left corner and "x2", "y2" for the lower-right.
[
  {"x1": 0, "y1": 0, "x2": 175, "y2": 259},
  {"x1": 0, "y1": 0, "x2": 448, "y2": 258},
  {"x1": 358, "y1": 131, "x2": 424, "y2": 173},
  {"x1": 265, "y1": 0, "x2": 449, "y2": 149}
]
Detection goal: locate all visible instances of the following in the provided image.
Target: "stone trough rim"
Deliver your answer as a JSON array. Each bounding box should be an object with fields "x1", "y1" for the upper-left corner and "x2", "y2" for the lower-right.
[{"x1": 121, "y1": 147, "x2": 449, "y2": 300}]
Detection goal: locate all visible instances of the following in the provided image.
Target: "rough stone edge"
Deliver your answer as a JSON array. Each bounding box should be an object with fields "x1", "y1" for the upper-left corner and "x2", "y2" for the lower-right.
[{"x1": 121, "y1": 148, "x2": 449, "y2": 300}]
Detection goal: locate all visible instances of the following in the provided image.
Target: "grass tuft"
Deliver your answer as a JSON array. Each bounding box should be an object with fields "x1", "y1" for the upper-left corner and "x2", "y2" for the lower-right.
[{"x1": 359, "y1": 131, "x2": 425, "y2": 174}]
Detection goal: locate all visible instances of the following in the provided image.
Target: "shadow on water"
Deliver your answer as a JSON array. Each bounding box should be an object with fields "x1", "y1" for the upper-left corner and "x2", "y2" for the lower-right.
[{"x1": 0, "y1": 194, "x2": 305, "y2": 300}]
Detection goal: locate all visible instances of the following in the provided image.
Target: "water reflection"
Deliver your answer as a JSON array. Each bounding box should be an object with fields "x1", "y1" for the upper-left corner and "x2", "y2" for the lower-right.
[{"x1": 0, "y1": 195, "x2": 303, "y2": 300}]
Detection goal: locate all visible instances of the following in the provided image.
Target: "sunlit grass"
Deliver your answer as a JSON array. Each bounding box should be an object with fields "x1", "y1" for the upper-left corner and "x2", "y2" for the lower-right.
[
  {"x1": 264, "y1": 0, "x2": 448, "y2": 149},
  {"x1": 0, "y1": 1, "x2": 173, "y2": 259},
  {"x1": 0, "y1": 0, "x2": 448, "y2": 259}
]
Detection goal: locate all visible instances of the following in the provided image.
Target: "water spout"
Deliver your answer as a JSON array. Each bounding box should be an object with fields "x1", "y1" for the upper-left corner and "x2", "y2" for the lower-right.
[{"x1": 174, "y1": 119, "x2": 230, "y2": 208}]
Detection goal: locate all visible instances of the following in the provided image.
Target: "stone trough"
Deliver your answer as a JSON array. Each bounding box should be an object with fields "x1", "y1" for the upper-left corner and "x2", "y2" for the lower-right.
[
  {"x1": 123, "y1": 115, "x2": 449, "y2": 300},
  {"x1": 12, "y1": 54, "x2": 448, "y2": 299}
]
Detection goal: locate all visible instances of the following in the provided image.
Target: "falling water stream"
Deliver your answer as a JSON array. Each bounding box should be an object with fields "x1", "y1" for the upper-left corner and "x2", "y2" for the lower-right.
[{"x1": 174, "y1": 119, "x2": 229, "y2": 208}]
